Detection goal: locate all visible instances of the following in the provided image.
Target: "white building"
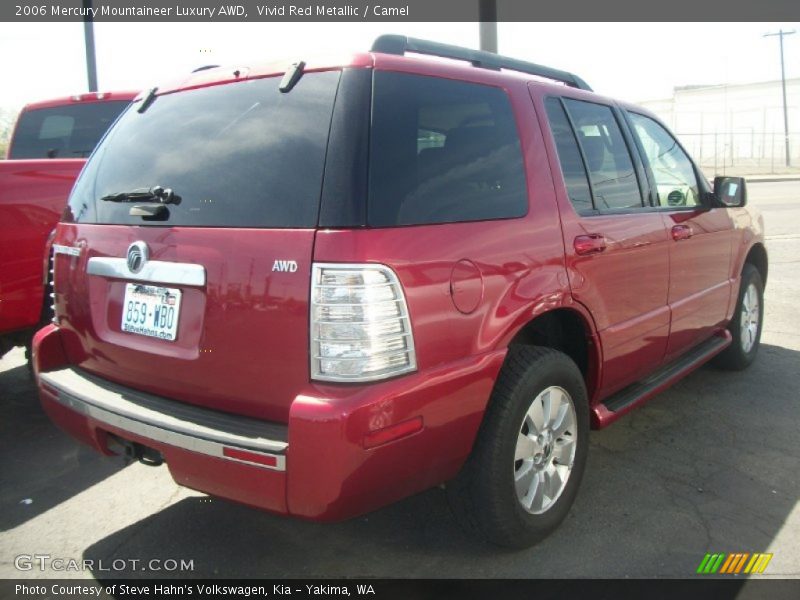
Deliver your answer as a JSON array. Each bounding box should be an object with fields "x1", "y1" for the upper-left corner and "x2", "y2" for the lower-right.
[{"x1": 640, "y1": 78, "x2": 800, "y2": 174}]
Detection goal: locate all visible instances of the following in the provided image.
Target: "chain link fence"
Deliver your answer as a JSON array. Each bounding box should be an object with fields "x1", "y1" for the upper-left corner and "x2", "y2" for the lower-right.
[{"x1": 676, "y1": 131, "x2": 800, "y2": 176}]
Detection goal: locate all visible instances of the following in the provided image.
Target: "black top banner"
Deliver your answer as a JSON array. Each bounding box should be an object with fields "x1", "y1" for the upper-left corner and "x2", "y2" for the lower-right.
[{"x1": 3, "y1": 0, "x2": 800, "y2": 22}]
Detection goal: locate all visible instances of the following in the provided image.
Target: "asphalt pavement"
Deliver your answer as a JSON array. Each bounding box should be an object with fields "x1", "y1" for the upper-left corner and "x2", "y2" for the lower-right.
[{"x1": 1, "y1": 182, "x2": 798, "y2": 579}]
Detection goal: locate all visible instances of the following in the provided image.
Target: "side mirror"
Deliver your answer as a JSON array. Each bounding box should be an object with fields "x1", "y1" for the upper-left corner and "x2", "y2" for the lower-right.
[{"x1": 713, "y1": 176, "x2": 747, "y2": 208}]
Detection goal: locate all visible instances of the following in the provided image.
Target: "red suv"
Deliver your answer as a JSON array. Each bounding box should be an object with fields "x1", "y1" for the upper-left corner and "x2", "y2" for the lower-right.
[{"x1": 33, "y1": 36, "x2": 766, "y2": 548}]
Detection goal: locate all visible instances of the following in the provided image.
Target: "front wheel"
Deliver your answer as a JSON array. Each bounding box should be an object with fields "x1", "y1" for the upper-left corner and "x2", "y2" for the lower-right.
[
  {"x1": 713, "y1": 263, "x2": 764, "y2": 371},
  {"x1": 447, "y1": 347, "x2": 589, "y2": 548}
]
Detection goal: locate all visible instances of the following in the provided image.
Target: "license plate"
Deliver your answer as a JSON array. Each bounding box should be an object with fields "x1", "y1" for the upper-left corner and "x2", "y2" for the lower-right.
[{"x1": 120, "y1": 283, "x2": 182, "y2": 342}]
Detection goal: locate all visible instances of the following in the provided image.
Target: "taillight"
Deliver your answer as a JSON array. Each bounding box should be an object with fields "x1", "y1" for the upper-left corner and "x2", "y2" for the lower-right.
[
  {"x1": 71, "y1": 92, "x2": 108, "y2": 101},
  {"x1": 310, "y1": 263, "x2": 416, "y2": 382}
]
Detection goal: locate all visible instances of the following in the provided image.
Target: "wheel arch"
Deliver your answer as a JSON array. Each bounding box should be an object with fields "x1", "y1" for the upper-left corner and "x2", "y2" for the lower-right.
[
  {"x1": 744, "y1": 242, "x2": 768, "y2": 286},
  {"x1": 504, "y1": 306, "x2": 601, "y2": 404}
]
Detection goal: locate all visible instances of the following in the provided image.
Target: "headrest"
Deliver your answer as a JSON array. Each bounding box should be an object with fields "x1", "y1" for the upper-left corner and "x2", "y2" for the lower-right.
[
  {"x1": 444, "y1": 126, "x2": 500, "y2": 156},
  {"x1": 578, "y1": 133, "x2": 605, "y2": 172}
]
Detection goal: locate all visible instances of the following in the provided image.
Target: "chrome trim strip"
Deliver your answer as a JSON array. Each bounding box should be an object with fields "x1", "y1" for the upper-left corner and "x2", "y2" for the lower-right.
[
  {"x1": 41, "y1": 369, "x2": 286, "y2": 471},
  {"x1": 87, "y1": 257, "x2": 206, "y2": 286},
  {"x1": 53, "y1": 244, "x2": 81, "y2": 257}
]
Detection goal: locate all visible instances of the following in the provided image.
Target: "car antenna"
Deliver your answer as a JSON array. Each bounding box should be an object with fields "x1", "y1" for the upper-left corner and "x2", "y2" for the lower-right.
[{"x1": 279, "y1": 61, "x2": 305, "y2": 93}]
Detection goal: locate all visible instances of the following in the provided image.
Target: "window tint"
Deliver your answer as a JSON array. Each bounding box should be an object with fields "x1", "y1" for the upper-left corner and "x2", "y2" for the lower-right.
[
  {"x1": 629, "y1": 113, "x2": 699, "y2": 207},
  {"x1": 9, "y1": 101, "x2": 129, "y2": 159},
  {"x1": 368, "y1": 72, "x2": 527, "y2": 226},
  {"x1": 67, "y1": 72, "x2": 340, "y2": 227},
  {"x1": 544, "y1": 98, "x2": 593, "y2": 213},
  {"x1": 563, "y1": 99, "x2": 642, "y2": 210}
]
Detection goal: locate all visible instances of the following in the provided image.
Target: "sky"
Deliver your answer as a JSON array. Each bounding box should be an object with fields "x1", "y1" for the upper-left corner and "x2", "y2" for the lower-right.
[{"x1": 0, "y1": 21, "x2": 798, "y2": 111}]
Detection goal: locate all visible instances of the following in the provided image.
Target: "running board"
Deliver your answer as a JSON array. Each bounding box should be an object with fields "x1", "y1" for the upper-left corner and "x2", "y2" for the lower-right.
[{"x1": 592, "y1": 330, "x2": 732, "y2": 428}]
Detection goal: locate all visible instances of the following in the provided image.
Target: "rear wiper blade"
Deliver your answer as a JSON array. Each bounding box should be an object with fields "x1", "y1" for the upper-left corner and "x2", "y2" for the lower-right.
[
  {"x1": 137, "y1": 87, "x2": 158, "y2": 114},
  {"x1": 101, "y1": 186, "x2": 179, "y2": 204},
  {"x1": 279, "y1": 61, "x2": 305, "y2": 93}
]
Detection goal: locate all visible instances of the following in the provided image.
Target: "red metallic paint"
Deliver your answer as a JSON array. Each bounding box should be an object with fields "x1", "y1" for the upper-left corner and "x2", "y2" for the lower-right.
[
  {"x1": 0, "y1": 160, "x2": 83, "y2": 334},
  {"x1": 660, "y1": 208, "x2": 735, "y2": 361},
  {"x1": 36, "y1": 322, "x2": 505, "y2": 520},
  {"x1": 726, "y1": 208, "x2": 766, "y2": 321},
  {"x1": 13, "y1": 91, "x2": 139, "y2": 114},
  {"x1": 449, "y1": 260, "x2": 483, "y2": 315},
  {"x1": 556, "y1": 209, "x2": 672, "y2": 398},
  {"x1": 1, "y1": 91, "x2": 138, "y2": 342},
  {"x1": 31, "y1": 323, "x2": 68, "y2": 375},
  {"x1": 362, "y1": 416, "x2": 424, "y2": 449},
  {"x1": 54, "y1": 225, "x2": 316, "y2": 422},
  {"x1": 150, "y1": 54, "x2": 373, "y2": 99},
  {"x1": 287, "y1": 351, "x2": 506, "y2": 520}
]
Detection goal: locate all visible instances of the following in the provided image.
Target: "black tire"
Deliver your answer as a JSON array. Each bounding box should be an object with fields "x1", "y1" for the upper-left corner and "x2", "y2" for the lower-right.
[
  {"x1": 446, "y1": 347, "x2": 589, "y2": 548},
  {"x1": 713, "y1": 263, "x2": 764, "y2": 371},
  {"x1": 25, "y1": 338, "x2": 34, "y2": 380}
]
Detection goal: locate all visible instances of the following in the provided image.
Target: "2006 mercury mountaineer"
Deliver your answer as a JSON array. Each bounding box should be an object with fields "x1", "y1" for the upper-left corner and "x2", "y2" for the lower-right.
[{"x1": 34, "y1": 36, "x2": 766, "y2": 547}]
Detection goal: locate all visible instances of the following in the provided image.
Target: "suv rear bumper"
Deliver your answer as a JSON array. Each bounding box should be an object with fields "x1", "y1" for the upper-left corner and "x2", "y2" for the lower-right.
[
  {"x1": 40, "y1": 367, "x2": 289, "y2": 469},
  {"x1": 33, "y1": 324, "x2": 506, "y2": 521}
]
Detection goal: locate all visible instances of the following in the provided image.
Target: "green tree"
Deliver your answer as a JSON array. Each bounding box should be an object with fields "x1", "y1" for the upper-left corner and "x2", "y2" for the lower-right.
[{"x1": 0, "y1": 106, "x2": 20, "y2": 159}]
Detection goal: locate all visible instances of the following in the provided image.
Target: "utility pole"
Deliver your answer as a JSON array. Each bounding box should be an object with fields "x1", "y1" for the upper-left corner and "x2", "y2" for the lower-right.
[
  {"x1": 764, "y1": 29, "x2": 795, "y2": 167},
  {"x1": 479, "y1": 0, "x2": 498, "y2": 53},
  {"x1": 83, "y1": 0, "x2": 98, "y2": 91}
]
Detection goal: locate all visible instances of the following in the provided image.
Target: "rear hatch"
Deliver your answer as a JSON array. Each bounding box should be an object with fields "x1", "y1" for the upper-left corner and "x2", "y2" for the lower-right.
[{"x1": 53, "y1": 68, "x2": 346, "y2": 422}]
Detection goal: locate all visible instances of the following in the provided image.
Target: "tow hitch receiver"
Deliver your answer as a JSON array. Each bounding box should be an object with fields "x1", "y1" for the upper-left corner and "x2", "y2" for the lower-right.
[{"x1": 107, "y1": 434, "x2": 164, "y2": 467}]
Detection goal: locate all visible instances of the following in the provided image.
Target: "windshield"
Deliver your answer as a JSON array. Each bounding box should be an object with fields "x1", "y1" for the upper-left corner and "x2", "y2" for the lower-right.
[{"x1": 66, "y1": 71, "x2": 341, "y2": 228}]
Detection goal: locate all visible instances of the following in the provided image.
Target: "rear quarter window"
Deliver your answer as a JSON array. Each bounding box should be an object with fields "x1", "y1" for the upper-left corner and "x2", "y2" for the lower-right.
[{"x1": 368, "y1": 72, "x2": 528, "y2": 227}]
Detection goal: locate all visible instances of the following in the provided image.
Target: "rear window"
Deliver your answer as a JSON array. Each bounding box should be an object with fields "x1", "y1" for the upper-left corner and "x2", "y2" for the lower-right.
[
  {"x1": 67, "y1": 71, "x2": 340, "y2": 228},
  {"x1": 8, "y1": 101, "x2": 129, "y2": 159},
  {"x1": 368, "y1": 72, "x2": 527, "y2": 227}
]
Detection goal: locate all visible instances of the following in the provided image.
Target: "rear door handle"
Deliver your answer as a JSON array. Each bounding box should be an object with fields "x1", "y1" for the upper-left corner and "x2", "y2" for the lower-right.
[
  {"x1": 671, "y1": 224, "x2": 693, "y2": 241},
  {"x1": 574, "y1": 234, "x2": 607, "y2": 256}
]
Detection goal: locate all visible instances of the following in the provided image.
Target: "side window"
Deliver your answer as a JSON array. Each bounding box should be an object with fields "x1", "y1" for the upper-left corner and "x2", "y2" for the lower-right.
[
  {"x1": 628, "y1": 113, "x2": 699, "y2": 207},
  {"x1": 368, "y1": 72, "x2": 528, "y2": 227},
  {"x1": 563, "y1": 99, "x2": 643, "y2": 210},
  {"x1": 544, "y1": 97, "x2": 593, "y2": 213}
]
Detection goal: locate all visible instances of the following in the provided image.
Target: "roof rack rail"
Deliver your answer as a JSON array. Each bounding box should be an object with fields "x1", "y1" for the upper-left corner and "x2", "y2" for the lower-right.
[{"x1": 371, "y1": 34, "x2": 592, "y2": 92}]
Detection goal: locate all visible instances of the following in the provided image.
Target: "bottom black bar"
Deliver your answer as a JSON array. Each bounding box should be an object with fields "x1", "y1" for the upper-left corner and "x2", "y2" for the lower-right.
[{"x1": 2, "y1": 579, "x2": 800, "y2": 600}]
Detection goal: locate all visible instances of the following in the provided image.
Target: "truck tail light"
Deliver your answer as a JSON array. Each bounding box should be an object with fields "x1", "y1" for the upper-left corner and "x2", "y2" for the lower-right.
[
  {"x1": 310, "y1": 263, "x2": 416, "y2": 382},
  {"x1": 48, "y1": 253, "x2": 57, "y2": 324}
]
